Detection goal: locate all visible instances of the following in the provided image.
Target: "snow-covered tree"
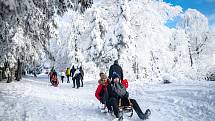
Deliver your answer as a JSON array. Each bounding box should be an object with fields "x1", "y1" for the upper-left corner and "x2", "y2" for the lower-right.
[
  {"x1": 0, "y1": 0, "x2": 93, "y2": 70},
  {"x1": 168, "y1": 29, "x2": 192, "y2": 79},
  {"x1": 86, "y1": 9, "x2": 107, "y2": 65},
  {"x1": 177, "y1": 9, "x2": 215, "y2": 80},
  {"x1": 2, "y1": 0, "x2": 212, "y2": 81},
  {"x1": 110, "y1": 0, "x2": 136, "y2": 80}
]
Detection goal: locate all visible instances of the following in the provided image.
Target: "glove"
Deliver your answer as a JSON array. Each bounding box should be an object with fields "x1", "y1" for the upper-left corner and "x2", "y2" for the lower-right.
[{"x1": 99, "y1": 98, "x2": 104, "y2": 104}]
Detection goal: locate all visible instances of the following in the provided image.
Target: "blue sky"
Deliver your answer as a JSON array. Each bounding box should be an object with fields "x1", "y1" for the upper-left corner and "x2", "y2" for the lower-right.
[{"x1": 164, "y1": 0, "x2": 215, "y2": 29}]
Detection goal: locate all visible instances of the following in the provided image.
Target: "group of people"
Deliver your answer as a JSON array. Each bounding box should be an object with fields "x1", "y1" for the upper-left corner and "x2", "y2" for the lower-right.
[
  {"x1": 65, "y1": 65, "x2": 84, "y2": 88},
  {"x1": 49, "y1": 65, "x2": 84, "y2": 88},
  {"x1": 48, "y1": 60, "x2": 149, "y2": 120},
  {"x1": 95, "y1": 60, "x2": 150, "y2": 120}
]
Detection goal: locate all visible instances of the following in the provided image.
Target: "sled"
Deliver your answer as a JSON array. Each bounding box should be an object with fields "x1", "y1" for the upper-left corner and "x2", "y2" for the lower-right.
[
  {"x1": 51, "y1": 75, "x2": 59, "y2": 87},
  {"x1": 118, "y1": 98, "x2": 134, "y2": 119}
]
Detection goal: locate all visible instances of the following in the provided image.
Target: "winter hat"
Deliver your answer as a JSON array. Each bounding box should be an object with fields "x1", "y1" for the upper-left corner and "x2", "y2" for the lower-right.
[
  {"x1": 112, "y1": 72, "x2": 120, "y2": 80},
  {"x1": 114, "y1": 60, "x2": 118, "y2": 65}
]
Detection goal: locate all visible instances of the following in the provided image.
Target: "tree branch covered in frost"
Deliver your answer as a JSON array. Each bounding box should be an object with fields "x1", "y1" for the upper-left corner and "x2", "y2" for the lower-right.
[{"x1": 0, "y1": 0, "x2": 93, "y2": 68}]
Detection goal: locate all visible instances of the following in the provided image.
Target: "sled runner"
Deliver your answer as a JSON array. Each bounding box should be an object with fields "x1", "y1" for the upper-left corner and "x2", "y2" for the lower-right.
[{"x1": 118, "y1": 98, "x2": 134, "y2": 118}]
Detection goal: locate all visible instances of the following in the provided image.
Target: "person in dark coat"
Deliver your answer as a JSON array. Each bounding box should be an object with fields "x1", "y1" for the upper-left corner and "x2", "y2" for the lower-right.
[
  {"x1": 106, "y1": 73, "x2": 150, "y2": 120},
  {"x1": 73, "y1": 69, "x2": 82, "y2": 89},
  {"x1": 70, "y1": 66, "x2": 76, "y2": 87},
  {"x1": 70, "y1": 65, "x2": 76, "y2": 78},
  {"x1": 79, "y1": 66, "x2": 84, "y2": 87},
  {"x1": 108, "y1": 60, "x2": 123, "y2": 82}
]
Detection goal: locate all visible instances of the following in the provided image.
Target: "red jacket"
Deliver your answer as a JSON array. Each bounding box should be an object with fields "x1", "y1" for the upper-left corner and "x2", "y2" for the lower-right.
[{"x1": 95, "y1": 80, "x2": 109, "y2": 101}]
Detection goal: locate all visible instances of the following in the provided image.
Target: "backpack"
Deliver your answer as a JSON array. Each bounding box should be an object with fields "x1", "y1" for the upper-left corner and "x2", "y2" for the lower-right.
[
  {"x1": 112, "y1": 82, "x2": 127, "y2": 97},
  {"x1": 121, "y1": 79, "x2": 128, "y2": 89},
  {"x1": 66, "y1": 68, "x2": 71, "y2": 76}
]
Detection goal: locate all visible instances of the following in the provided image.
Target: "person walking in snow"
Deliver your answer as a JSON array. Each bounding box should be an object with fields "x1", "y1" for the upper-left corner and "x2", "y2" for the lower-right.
[
  {"x1": 70, "y1": 65, "x2": 76, "y2": 87},
  {"x1": 5, "y1": 68, "x2": 11, "y2": 83},
  {"x1": 72, "y1": 69, "x2": 82, "y2": 89},
  {"x1": 70, "y1": 65, "x2": 76, "y2": 78},
  {"x1": 79, "y1": 66, "x2": 84, "y2": 87},
  {"x1": 108, "y1": 60, "x2": 123, "y2": 82},
  {"x1": 60, "y1": 70, "x2": 66, "y2": 83},
  {"x1": 66, "y1": 67, "x2": 71, "y2": 83}
]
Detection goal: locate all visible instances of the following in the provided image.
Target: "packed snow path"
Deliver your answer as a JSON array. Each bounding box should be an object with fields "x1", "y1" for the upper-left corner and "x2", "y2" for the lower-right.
[{"x1": 0, "y1": 75, "x2": 215, "y2": 121}]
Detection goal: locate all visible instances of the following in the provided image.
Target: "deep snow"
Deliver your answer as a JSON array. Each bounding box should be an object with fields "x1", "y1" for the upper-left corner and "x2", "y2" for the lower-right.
[{"x1": 0, "y1": 75, "x2": 215, "y2": 121}]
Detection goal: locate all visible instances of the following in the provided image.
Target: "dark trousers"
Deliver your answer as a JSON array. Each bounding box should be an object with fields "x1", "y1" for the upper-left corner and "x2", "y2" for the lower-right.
[
  {"x1": 76, "y1": 78, "x2": 80, "y2": 88},
  {"x1": 61, "y1": 76, "x2": 64, "y2": 83},
  {"x1": 6, "y1": 76, "x2": 11, "y2": 83},
  {"x1": 130, "y1": 99, "x2": 145, "y2": 119},
  {"x1": 67, "y1": 75, "x2": 70, "y2": 83},
  {"x1": 80, "y1": 77, "x2": 83, "y2": 87},
  {"x1": 100, "y1": 91, "x2": 109, "y2": 104},
  {"x1": 109, "y1": 98, "x2": 119, "y2": 118},
  {"x1": 101, "y1": 91, "x2": 111, "y2": 111},
  {"x1": 120, "y1": 97, "x2": 145, "y2": 119},
  {"x1": 101, "y1": 91, "x2": 109, "y2": 104},
  {"x1": 72, "y1": 77, "x2": 76, "y2": 88}
]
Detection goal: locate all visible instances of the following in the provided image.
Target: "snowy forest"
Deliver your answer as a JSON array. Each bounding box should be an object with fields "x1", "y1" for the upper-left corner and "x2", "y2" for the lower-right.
[{"x1": 1, "y1": 0, "x2": 215, "y2": 82}]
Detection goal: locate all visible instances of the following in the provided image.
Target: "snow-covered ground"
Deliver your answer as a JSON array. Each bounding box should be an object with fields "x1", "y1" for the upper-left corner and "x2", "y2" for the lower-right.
[{"x1": 0, "y1": 75, "x2": 215, "y2": 121}]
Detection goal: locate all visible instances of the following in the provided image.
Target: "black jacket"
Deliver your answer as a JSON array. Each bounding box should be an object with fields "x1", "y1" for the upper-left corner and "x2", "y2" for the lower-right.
[
  {"x1": 109, "y1": 63, "x2": 123, "y2": 81},
  {"x1": 70, "y1": 66, "x2": 76, "y2": 77},
  {"x1": 107, "y1": 83, "x2": 119, "y2": 99}
]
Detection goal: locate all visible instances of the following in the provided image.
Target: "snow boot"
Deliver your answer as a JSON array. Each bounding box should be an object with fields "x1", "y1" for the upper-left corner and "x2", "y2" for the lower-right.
[
  {"x1": 112, "y1": 116, "x2": 123, "y2": 121},
  {"x1": 101, "y1": 108, "x2": 108, "y2": 113},
  {"x1": 139, "y1": 109, "x2": 151, "y2": 120}
]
